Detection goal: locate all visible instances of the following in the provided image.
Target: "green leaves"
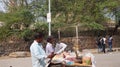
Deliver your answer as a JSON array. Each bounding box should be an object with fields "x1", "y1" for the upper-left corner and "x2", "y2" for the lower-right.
[
  {"x1": 85, "y1": 22, "x2": 104, "y2": 30},
  {"x1": 0, "y1": 0, "x2": 35, "y2": 40},
  {"x1": 51, "y1": 0, "x2": 120, "y2": 30},
  {"x1": 0, "y1": 0, "x2": 120, "y2": 40}
]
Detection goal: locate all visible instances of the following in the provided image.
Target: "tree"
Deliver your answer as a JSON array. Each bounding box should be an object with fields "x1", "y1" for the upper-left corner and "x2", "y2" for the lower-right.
[
  {"x1": 29, "y1": 0, "x2": 47, "y2": 22},
  {"x1": 0, "y1": 0, "x2": 35, "y2": 40},
  {"x1": 113, "y1": 7, "x2": 120, "y2": 35},
  {"x1": 51, "y1": 0, "x2": 120, "y2": 30},
  {"x1": 3, "y1": 0, "x2": 29, "y2": 12}
]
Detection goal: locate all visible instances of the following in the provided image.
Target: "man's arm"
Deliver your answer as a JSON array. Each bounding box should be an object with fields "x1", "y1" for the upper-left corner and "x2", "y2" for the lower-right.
[{"x1": 56, "y1": 43, "x2": 67, "y2": 54}]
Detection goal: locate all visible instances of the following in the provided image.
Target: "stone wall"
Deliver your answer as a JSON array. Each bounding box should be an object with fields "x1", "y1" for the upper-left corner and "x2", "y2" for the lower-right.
[
  {"x1": 61, "y1": 35, "x2": 120, "y2": 51},
  {"x1": 0, "y1": 35, "x2": 120, "y2": 56}
]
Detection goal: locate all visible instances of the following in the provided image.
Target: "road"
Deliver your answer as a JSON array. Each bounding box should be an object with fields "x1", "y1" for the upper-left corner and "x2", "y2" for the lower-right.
[
  {"x1": 94, "y1": 52, "x2": 120, "y2": 67},
  {"x1": 0, "y1": 52, "x2": 120, "y2": 67}
]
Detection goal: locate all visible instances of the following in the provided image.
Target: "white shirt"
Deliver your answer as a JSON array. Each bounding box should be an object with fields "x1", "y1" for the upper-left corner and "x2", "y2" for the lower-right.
[
  {"x1": 54, "y1": 42, "x2": 67, "y2": 54},
  {"x1": 46, "y1": 42, "x2": 54, "y2": 56},
  {"x1": 108, "y1": 37, "x2": 113, "y2": 42},
  {"x1": 30, "y1": 40, "x2": 47, "y2": 67},
  {"x1": 102, "y1": 37, "x2": 106, "y2": 44}
]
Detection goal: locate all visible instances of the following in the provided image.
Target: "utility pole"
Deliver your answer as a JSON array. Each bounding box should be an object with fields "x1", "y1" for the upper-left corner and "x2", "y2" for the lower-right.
[{"x1": 47, "y1": 0, "x2": 51, "y2": 36}]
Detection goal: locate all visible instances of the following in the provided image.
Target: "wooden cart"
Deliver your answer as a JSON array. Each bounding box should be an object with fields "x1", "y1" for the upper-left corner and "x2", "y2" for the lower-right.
[
  {"x1": 49, "y1": 62, "x2": 92, "y2": 67},
  {"x1": 65, "y1": 63, "x2": 92, "y2": 67}
]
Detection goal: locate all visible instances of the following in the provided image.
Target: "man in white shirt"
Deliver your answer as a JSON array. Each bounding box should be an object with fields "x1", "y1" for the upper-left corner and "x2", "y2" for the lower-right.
[
  {"x1": 30, "y1": 33, "x2": 54, "y2": 67},
  {"x1": 46, "y1": 36, "x2": 57, "y2": 67},
  {"x1": 101, "y1": 35, "x2": 106, "y2": 53},
  {"x1": 46, "y1": 36, "x2": 54, "y2": 56},
  {"x1": 55, "y1": 42, "x2": 67, "y2": 54},
  {"x1": 108, "y1": 35, "x2": 113, "y2": 51}
]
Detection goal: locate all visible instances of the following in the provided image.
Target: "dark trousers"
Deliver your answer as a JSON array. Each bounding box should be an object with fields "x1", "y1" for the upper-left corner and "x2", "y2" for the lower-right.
[
  {"x1": 97, "y1": 43, "x2": 102, "y2": 52},
  {"x1": 108, "y1": 42, "x2": 112, "y2": 51},
  {"x1": 102, "y1": 44, "x2": 106, "y2": 53}
]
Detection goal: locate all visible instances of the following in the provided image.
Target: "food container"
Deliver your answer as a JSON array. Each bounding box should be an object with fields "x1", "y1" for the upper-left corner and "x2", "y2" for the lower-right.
[{"x1": 66, "y1": 61, "x2": 74, "y2": 65}]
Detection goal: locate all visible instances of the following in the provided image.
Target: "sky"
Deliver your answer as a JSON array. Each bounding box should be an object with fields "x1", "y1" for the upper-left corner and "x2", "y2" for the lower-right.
[
  {"x1": 0, "y1": 0, "x2": 6, "y2": 12},
  {"x1": 0, "y1": 0, "x2": 32, "y2": 12}
]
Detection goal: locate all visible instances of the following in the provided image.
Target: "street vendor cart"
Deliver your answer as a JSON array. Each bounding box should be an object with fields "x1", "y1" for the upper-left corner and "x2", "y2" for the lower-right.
[
  {"x1": 49, "y1": 62, "x2": 92, "y2": 67},
  {"x1": 65, "y1": 63, "x2": 92, "y2": 67},
  {"x1": 49, "y1": 51, "x2": 94, "y2": 67}
]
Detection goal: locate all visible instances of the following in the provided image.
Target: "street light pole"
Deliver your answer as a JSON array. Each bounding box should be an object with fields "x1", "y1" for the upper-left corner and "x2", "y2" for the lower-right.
[
  {"x1": 48, "y1": 0, "x2": 51, "y2": 36},
  {"x1": 48, "y1": 0, "x2": 51, "y2": 13}
]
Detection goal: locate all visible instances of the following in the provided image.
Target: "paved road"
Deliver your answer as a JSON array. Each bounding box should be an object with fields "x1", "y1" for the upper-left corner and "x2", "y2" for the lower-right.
[
  {"x1": 0, "y1": 57, "x2": 32, "y2": 67},
  {"x1": 0, "y1": 52, "x2": 120, "y2": 67},
  {"x1": 94, "y1": 52, "x2": 120, "y2": 67}
]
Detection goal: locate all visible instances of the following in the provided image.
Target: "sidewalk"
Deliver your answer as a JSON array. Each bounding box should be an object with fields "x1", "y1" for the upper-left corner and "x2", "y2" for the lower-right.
[{"x1": 88, "y1": 47, "x2": 120, "y2": 54}]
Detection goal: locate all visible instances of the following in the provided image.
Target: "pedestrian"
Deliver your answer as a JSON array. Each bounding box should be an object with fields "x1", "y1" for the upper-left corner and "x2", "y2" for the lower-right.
[
  {"x1": 46, "y1": 36, "x2": 55, "y2": 56},
  {"x1": 108, "y1": 35, "x2": 113, "y2": 52},
  {"x1": 96, "y1": 35, "x2": 102, "y2": 52},
  {"x1": 46, "y1": 37, "x2": 67, "y2": 67},
  {"x1": 101, "y1": 35, "x2": 106, "y2": 53},
  {"x1": 30, "y1": 32, "x2": 54, "y2": 67},
  {"x1": 46, "y1": 36, "x2": 59, "y2": 67}
]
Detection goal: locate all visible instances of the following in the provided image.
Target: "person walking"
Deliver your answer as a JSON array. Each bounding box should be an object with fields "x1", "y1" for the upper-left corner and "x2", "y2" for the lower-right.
[
  {"x1": 30, "y1": 32, "x2": 54, "y2": 67},
  {"x1": 108, "y1": 35, "x2": 113, "y2": 52},
  {"x1": 96, "y1": 35, "x2": 102, "y2": 52},
  {"x1": 101, "y1": 35, "x2": 107, "y2": 53}
]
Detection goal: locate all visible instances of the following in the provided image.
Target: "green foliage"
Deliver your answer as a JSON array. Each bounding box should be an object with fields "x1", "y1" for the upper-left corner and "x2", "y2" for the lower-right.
[
  {"x1": 51, "y1": 0, "x2": 120, "y2": 29},
  {"x1": 115, "y1": 8, "x2": 120, "y2": 23},
  {"x1": 0, "y1": 0, "x2": 120, "y2": 41},
  {"x1": 0, "y1": 27, "x2": 10, "y2": 40},
  {"x1": 84, "y1": 22, "x2": 104, "y2": 30},
  {"x1": 29, "y1": 0, "x2": 47, "y2": 22},
  {"x1": 0, "y1": 8, "x2": 34, "y2": 40},
  {"x1": 20, "y1": 29, "x2": 34, "y2": 41},
  {"x1": 32, "y1": 22, "x2": 48, "y2": 35},
  {"x1": 0, "y1": 9, "x2": 34, "y2": 25},
  {"x1": 0, "y1": 26, "x2": 21, "y2": 40},
  {"x1": 16, "y1": 9, "x2": 34, "y2": 25},
  {"x1": 52, "y1": 22, "x2": 66, "y2": 31}
]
